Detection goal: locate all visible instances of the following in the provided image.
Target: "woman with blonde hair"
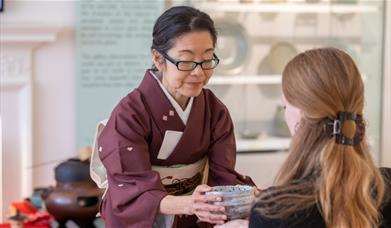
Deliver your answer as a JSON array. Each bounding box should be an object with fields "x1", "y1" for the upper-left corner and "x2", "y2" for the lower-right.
[{"x1": 216, "y1": 47, "x2": 391, "y2": 228}]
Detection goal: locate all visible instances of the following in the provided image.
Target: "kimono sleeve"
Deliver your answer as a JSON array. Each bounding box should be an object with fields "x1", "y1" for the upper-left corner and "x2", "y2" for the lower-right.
[
  {"x1": 207, "y1": 102, "x2": 255, "y2": 187},
  {"x1": 97, "y1": 95, "x2": 168, "y2": 227}
]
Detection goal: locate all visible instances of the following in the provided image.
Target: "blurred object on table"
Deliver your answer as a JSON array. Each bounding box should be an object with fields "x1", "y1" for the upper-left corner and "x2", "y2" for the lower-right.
[{"x1": 43, "y1": 156, "x2": 102, "y2": 228}]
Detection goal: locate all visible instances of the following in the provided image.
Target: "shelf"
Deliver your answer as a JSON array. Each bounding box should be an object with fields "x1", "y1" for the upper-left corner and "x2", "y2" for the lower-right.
[
  {"x1": 0, "y1": 24, "x2": 62, "y2": 44},
  {"x1": 196, "y1": 2, "x2": 380, "y2": 14},
  {"x1": 209, "y1": 73, "x2": 367, "y2": 85},
  {"x1": 209, "y1": 75, "x2": 281, "y2": 85},
  {"x1": 237, "y1": 136, "x2": 291, "y2": 152},
  {"x1": 0, "y1": 77, "x2": 31, "y2": 90},
  {"x1": 252, "y1": 36, "x2": 364, "y2": 44}
]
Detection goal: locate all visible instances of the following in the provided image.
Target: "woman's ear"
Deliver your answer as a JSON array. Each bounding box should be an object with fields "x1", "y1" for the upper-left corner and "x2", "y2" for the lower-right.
[{"x1": 152, "y1": 49, "x2": 165, "y2": 71}]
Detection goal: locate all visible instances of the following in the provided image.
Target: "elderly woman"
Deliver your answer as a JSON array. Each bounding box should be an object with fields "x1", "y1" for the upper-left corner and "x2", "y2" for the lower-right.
[{"x1": 91, "y1": 6, "x2": 255, "y2": 228}]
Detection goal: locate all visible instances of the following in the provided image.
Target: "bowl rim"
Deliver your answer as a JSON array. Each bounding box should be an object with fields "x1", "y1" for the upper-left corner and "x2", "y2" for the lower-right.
[{"x1": 206, "y1": 185, "x2": 255, "y2": 196}]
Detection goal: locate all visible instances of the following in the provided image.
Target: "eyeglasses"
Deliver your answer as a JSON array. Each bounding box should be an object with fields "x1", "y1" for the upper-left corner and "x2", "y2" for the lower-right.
[{"x1": 160, "y1": 52, "x2": 220, "y2": 71}]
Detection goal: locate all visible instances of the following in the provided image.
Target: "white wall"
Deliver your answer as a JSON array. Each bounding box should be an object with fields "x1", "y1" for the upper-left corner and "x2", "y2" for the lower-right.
[
  {"x1": 33, "y1": 26, "x2": 76, "y2": 187},
  {"x1": 381, "y1": 1, "x2": 391, "y2": 167},
  {"x1": 0, "y1": 116, "x2": 3, "y2": 221},
  {"x1": 0, "y1": 0, "x2": 76, "y2": 220}
]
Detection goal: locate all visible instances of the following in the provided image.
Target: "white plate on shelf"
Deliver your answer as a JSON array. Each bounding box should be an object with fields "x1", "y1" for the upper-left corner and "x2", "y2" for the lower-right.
[
  {"x1": 214, "y1": 20, "x2": 250, "y2": 75},
  {"x1": 236, "y1": 136, "x2": 291, "y2": 152},
  {"x1": 258, "y1": 41, "x2": 298, "y2": 75}
]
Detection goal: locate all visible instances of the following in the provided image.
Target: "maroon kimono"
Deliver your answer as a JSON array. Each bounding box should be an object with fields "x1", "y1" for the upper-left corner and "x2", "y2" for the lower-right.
[{"x1": 98, "y1": 70, "x2": 254, "y2": 227}]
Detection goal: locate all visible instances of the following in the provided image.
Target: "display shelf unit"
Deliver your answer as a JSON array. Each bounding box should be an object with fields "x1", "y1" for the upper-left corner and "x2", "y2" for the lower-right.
[
  {"x1": 237, "y1": 136, "x2": 291, "y2": 152},
  {"x1": 197, "y1": 2, "x2": 380, "y2": 14},
  {"x1": 209, "y1": 75, "x2": 281, "y2": 85},
  {"x1": 189, "y1": 0, "x2": 384, "y2": 163},
  {"x1": 209, "y1": 74, "x2": 367, "y2": 85},
  {"x1": 0, "y1": 78, "x2": 31, "y2": 90}
]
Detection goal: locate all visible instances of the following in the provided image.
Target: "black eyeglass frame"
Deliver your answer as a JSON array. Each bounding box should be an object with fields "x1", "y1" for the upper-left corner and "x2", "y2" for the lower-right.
[{"x1": 159, "y1": 51, "x2": 220, "y2": 71}]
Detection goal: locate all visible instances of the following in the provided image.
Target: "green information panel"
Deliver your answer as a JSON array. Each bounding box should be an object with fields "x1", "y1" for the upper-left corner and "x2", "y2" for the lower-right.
[{"x1": 76, "y1": 0, "x2": 164, "y2": 148}]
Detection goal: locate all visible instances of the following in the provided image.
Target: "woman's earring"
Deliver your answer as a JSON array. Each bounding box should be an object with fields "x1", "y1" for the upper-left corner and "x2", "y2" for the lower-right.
[{"x1": 294, "y1": 121, "x2": 301, "y2": 132}]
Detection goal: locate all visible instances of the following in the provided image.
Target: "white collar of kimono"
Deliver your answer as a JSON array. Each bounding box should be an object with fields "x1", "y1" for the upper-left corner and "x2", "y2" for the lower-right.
[{"x1": 150, "y1": 70, "x2": 193, "y2": 125}]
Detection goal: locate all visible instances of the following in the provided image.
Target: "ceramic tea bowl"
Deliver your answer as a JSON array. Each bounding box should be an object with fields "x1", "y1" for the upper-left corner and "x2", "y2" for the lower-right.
[{"x1": 206, "y1": 185, "x2": 255, "y2": 220}]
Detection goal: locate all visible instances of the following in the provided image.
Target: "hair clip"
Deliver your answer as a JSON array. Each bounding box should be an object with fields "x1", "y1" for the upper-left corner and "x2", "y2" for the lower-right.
[{"x1": 323, "y1": 112, "x2": 363, "y2": 146}]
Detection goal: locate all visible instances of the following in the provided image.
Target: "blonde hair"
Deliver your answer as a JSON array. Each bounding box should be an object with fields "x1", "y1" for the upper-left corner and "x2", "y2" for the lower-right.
[{"x1": 256, "y1": 48, "x2": 386, "y2": 228}]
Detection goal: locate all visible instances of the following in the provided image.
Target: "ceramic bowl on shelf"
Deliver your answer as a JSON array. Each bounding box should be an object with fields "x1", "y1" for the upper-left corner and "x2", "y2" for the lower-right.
[
  {"x1": 267, "y1": 41, "x2": 298, "y2": 74},
  {"x1": 257, "y1": 41, "x2": 297, "y2": 98},
  {"x1": 334, "y1": 0, "x2": 358, "y2": 4},
  {"x1": 273, "y1": 105, "x2": 291, "y2": 137},
  {"x1": 240, "y1": 129, "x2": 260, "y2": 140},
  {"x1": 206, "y1": 185, "x2": 255, "y2": 220},
  {"x1": 214, "y1": 20, "x2": 250, "y2": 75}
]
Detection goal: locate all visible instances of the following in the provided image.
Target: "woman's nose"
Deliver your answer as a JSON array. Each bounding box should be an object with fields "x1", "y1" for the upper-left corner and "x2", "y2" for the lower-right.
[{"x1": 190, "y1": 64, "x2": 205, "y2": 78}]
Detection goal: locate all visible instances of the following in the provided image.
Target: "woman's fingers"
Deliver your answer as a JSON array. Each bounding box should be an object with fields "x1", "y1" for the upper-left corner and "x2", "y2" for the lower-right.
[
  {"x1": 191, "y1": 184, "x2": 229, "y2": 224},
  {"x1": 194, "y1": 194, "x2": 223, "y2": 203},
  {"x1": 192, "y1": 184, "x2": 224, "y2": 205},
  {"x1": 194, "y1": 184, "x2": 212, "y2": 194},
  {"x1": 193, "y1": 202, "x2": 225, "y2": 213},
  {"x1": 214, "y1": 219, "x2": 249, "y2": 228},
  {"x1": 196, "y1": 210, "x2": 227, "y2": 224}
]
